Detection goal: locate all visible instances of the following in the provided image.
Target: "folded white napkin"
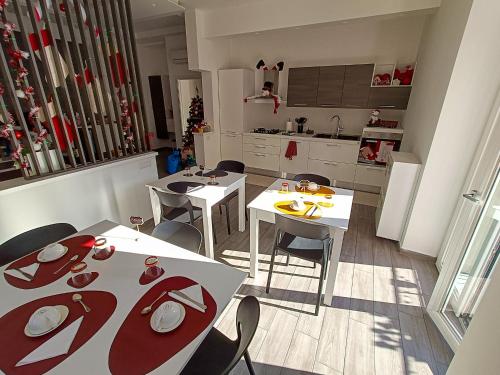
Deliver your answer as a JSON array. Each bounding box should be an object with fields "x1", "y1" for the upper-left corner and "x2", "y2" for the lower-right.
[
  {"x1": 16, "y1": 316, "x2": 83, "y2": 367},
  {"x1": 168, "y1": 284, "x2": 206, "y2": 313},
  {"x1": 4, "y1": 263, "x2": 40, "y2": 282}
]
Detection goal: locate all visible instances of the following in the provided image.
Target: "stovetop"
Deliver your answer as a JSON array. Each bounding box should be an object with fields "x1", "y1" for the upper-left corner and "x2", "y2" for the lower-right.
[{"x1": 252, "y1": 128, "x2": 282, "y2": 134}]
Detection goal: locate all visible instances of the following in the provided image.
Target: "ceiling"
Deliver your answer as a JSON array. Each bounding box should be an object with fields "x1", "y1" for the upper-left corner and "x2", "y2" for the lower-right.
[
  {"x1": 130, "y1": 0, "x2": 184, "y2": 21},
  {"x1": 179, "y1": 0, "x2": 268, "y2": 10},
  {"x1": 134, "y1": 14, "x2": 185, "y2": 32}
]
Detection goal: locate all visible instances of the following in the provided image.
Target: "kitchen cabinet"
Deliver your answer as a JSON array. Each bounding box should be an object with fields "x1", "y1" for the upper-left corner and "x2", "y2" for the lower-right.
[
  {"x1": 219, "y1": 69, "x2": 254, "y2": 133},
  {"x1": 243, "y1": 152, "x2": 280, "y2": 171},
  {"x1": 308, "y1": 159, "x2": 356, "y2": 185},
  {"x1": 368, "y1": 86, "x2": 411, "y2": 109},
  {"x1": 341, "y1": 64, "x2": 374, "y2": 108},
  {"x1": 286, "y1": 67, "x2": 319, "y2": 107},
  {"x1": 354, "y1": 164, "x2": 386, "y2": 187},
  {"x1": 375, "y1": 151, "x2": 420, "y2": 241},
  {"x1": 279, "y1": 138, "x2": 310, "y2": 175},
  {"x1": 316, "y1": 66, "x2": 346, "y2": 107},
  {"x1": 220, "y1": 133, "x2": 243, "y2": 162},
  {"x1": 308, "y1": 141, "x2": 359, "y2": 164}
]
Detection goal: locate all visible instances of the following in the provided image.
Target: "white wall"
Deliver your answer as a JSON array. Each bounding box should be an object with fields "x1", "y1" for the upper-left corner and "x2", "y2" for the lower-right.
[
  {"x1": 446, "y1": 261, "x2": 500, "y2": 375},
  {"x1": 0, "y1": 154, "x2": 158, "y2": 242},
  {"x1": 224, "y1": 14, "x2": 427, "y2": 134},
  {"x1": 401, "y1": 0, "x2": 500, "y2": 257}
]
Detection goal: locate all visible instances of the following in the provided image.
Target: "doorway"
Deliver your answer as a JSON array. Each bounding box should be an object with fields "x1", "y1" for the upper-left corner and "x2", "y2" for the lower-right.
[{"x1": 428, "y1": 90, "x2": 500, "y2": 351}]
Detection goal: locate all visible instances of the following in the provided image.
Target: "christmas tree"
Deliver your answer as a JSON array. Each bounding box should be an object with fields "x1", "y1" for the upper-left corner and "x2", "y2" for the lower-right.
[{"x1": 182, "y1": 94, "x2": 204, "y2": 148}]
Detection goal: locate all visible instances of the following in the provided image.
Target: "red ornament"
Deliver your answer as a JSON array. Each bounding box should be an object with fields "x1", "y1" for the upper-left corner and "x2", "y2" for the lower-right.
[
  {"x1": 14, "y1": 130, "x2": 23, "y2": 140},
  {"x1": 0, "y1": 0, "x2": 9, "y2": 12},
  {"x1": 0, "y1": 83, "x2": 4, "y2": 96},
  {"x1": 59, "y1": 2, "x2": 65, "y2": 11}
]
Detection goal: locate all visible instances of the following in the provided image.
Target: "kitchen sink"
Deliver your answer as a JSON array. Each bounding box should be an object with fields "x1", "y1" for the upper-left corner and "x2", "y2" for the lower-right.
[{"x1": 313, "y1": 133, "x2": 360, "y2": 141}]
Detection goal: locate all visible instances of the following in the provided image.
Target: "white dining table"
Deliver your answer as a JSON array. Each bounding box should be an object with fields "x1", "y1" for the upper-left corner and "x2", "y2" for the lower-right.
[
  {"x1": 146, "y1": 167, "x2": 247, "y2": 259},
  {"x1": 247, "y1": 179, "x2": 354, "y2": 306},
  {"x1": 0, "y1": 220, "x2": 246, "y2": 374}
]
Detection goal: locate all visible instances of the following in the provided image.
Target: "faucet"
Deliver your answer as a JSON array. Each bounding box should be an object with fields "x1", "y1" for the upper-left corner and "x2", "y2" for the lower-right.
[{"x1": 330, "y1": 114, "x2": 343, "y2": 137}]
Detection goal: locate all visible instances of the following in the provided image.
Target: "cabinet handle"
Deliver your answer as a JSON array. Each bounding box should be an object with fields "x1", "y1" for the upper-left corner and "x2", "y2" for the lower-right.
[
  {"x1": 225, "y1": 134, "x2": 237, "y2": 138},
  {"x1": 343, "y1": 104, "x2": 360, "y2": 108},
  {"x1": 326, "y1": 143, "x2": 341, "y2": 147},
  {"x1": 253, "y1": 137, "x2": 267, "y2": 141},
  {"x1": 378, "y1": 105, "x2": 396, "y2": 108},
  {"x1": 254, "y1": 153, "x2": 266, "y2": 157},
  {"x1": 365, "y1": 166, "x2": 385, "y2": 171},
  {"x1": 292, "y1": 104, "x2": 308, "y2": 106},
  {"x1": 324, "y1": 162, "x2": 338, "y2": 166},
  {"x1": 254, "y1": 145, "x2": 267, "y2": 148},
  {"x1": 319, "y1": 104, "x2": 336, "y2": 107}
]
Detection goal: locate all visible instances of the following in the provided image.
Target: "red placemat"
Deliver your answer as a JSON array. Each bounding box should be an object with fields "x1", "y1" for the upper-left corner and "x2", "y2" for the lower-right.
[
  {"x1": 0, "y1": 291, "x2": 116, "y2": 375},
  {"x1": 66, "y1": 272, "x2": 99, "y2": 289},
  {"x1": 109, "y1": 276, "x2": 217, "y2": 375},
  {"x1": 3, "y1": 236, "x2": 95, "y2": 290}
]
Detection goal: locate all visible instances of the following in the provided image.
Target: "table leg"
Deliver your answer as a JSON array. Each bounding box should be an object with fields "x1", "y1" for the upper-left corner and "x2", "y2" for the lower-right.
[
  {"x1": 202, "y1": 203, "x2": 215, "y2": 259},
  {"x1": 238, "y1": 182, "x2": 246, "y2": 232},
  {"x1": 323, "y1": 228, "x2": 344, "y2": 306},
  {"x1": 149, "y1": 187, "x2": 161, "y2": 226},
  {"x1": 249, "y1": 208, "x2": 259, "y2": 278}
]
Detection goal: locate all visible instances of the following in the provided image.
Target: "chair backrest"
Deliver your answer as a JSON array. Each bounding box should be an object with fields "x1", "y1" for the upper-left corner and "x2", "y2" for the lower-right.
[
  {"x1": 151, "y1": 220, "x2": 202, "y2": 253},
  {"x1": 153, "y1": 188, "x2": 191, "y2": 209},
  {"x1": 224, "y1": 296, "x2": 260, "y2": 374},
  {"x1": 275, "y1": 213, "x2": 330, "y2": 240},
  {"x1": 216, "y1": 160, "x2": 245, "y2": 174},
  {"x1": 293, "y1": 173, "x2": 330, "y2": 186},
  {"x1": 0, "y1": 223, "x2": 77, "y2": 266}
]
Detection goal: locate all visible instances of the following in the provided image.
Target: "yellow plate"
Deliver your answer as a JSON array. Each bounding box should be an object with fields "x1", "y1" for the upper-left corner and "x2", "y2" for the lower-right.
[
  {"x1": 294, "y1": 184, "x2": 335, "y2": 196},
  {"x1": 274, "y1": 201, "x2": 322, "y2": 220}
]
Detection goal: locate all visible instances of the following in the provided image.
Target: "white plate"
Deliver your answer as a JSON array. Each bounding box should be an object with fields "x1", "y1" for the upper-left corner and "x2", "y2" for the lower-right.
[
  {"x1": 37, "y1": 244, "x2": 68, "y2": 263},
  {"x1": 150, "y1": 301, "x2": 185, "y2": 333},
  {"x1": 24, "y1": 305, "x2": 69, "y2": 337}
]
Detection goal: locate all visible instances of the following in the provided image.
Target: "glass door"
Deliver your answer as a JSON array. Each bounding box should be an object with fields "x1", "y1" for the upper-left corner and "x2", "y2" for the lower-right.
[
  {"x1": 441, "y1": 170, "x2": 499, "y2": 336},
  {"x1": 428, "y1": 91, "x2": 500, "y2": 351}
]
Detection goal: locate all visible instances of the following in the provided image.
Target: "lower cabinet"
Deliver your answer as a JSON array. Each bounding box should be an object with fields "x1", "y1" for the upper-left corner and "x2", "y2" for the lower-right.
[
  {"x1": 280, "y1": 139, "x2": 310, "y2": 175},
  {"x1": 308, "y1": 159, "x2": 356, "y2": 185},
  {"x1": 354, "y1": 165, "x2": 386, "y2": 187},
  {"x1": 243, "y1": 152, "x2": 280, "y2": 171},
  {"x1": 220, "y1": 133, "x2": 243, "y2": 162}
]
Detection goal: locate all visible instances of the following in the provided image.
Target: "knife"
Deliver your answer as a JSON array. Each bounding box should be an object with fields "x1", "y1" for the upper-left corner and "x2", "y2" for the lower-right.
[
  {"x1": 169, "y1": 290, "x2": 207, "y2": 311},
  {"x1": 12, "y1": 268, "x2": 34, "y2": 281}
]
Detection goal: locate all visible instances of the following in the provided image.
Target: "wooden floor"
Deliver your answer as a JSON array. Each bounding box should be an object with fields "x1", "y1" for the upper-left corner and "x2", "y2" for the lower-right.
[{"x1": 145, "y1": 184, "x2": 453, "y2": 375}]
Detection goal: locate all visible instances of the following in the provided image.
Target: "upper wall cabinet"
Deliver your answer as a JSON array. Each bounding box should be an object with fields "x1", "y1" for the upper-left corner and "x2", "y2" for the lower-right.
[
  {"x1": 340, "y1": 64, "x2": 374, "y2": 108},
  {"x1": 287, "y1": 67, "x2": 320, "y2": 107},
  {"x1": 368, "y1": 87, "x2": 412, "y2": 109},
  {"x1": 316, "y1": 66, "x2": 346, "y2": 107}
]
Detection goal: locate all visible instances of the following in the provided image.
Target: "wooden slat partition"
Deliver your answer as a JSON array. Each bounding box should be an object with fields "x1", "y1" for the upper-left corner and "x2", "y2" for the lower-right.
[
  {"x1": 11, "y1": 0, "x2": 67, "y2": 172},
  {"x1": 0, "y1": 0, "x2": 150, "y2": 180}
]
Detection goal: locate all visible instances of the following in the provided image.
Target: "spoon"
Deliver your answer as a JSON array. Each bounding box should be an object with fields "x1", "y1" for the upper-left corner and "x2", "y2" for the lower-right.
[
  {"x1": 53, "y1": 255, "x2": 79, "y2": 275},
  {"x1": 72, "y1": 293, "x2": 91, "y2": 313},
  {"x1": 141, "y1": 291, "x2": 167, "y2": 315}
]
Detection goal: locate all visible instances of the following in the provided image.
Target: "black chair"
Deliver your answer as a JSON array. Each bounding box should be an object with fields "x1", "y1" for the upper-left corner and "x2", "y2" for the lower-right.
[
  {"x1": 216, "y1": 160, "x2": 247, "y2": 235},
  {"x1": 153, "y1": 188, "x2": 216, "y2": 244},
  {"x1": 151, "y1": 220, "x2": 203, "y2": 254},
  {"x1": 293, "y1": 173, "x2": 330, "y2": 186},
  {"x1": 266, "y1": 214, "x2": 332, "y2": 315},
  {"x1": 181, "y1": 296, "x2": 260, "y2": 375},
  {"x1": 0, "y1": 223, "x2": 77, "y2": 266}
]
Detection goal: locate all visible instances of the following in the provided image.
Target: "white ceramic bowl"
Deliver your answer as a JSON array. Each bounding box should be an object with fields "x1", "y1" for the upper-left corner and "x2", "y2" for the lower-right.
[
  {"x1": 150, "y1": 301, "x2": 185, "y2": 333},
  {"x1": 27, "y1": 306, "x2": 61, "y2": 334},
  {"x1": 308, "y1": 182, "x2": 319, "y2": 191},
  {"x1": 289, "y1": 199, "x2": 306, "y2": 211},
  {"x1": 37, "y1": 243, "x2": 67, "y2": 262}
]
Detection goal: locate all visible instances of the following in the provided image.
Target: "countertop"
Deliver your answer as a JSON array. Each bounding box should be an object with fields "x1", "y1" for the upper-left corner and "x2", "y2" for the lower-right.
[{"x1": 243, "y1": 131, "x2": 361, "y2": 144}]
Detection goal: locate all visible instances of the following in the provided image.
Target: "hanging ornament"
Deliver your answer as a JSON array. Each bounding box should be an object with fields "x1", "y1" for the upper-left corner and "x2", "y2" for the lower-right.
[
  {"x1": 3, "y1": 22, "x2": 15, "y2": 42},
  {"x1": 0, "y1": 83, "x2": 4, "y2": 96},
  {"x1": 35, "y1": 128, "x2": 48, "y2": 144},
  {"x1": 14, "y1": 130, "x2": 23, "y2": 139},
  {"x1": 28, "y1": 106, "x2": 41, "y2": 125},
  {"x1": 0, "y1": 0, "x2": 9, "y2": 12},
  {"x1": 38, "y1": 101, "x2": 74, "y2": 151},
  {"x1": 29, "y1": 29, "x2": 69, "y2": 87}
]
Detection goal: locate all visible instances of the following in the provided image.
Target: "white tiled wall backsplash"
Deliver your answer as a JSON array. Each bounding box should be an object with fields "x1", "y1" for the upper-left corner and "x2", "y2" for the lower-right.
[{"x1": 245, "y1": 104, "x2": 405, "y2": 134}]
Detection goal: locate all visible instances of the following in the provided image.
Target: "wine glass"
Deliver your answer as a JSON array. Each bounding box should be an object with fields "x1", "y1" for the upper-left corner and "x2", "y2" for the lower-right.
[
  {"x1": 70, "y1": 262, "x2": 90, "y2": 287},
  {"x1": 144, "y1": 256, "x2": 162, "y2": 278},
  {"x1": 183, "y1": 166, "x2": 193, "y2": 177},
  {"x1": 199, "y1": 164, "x2": 205, "y2": 176}
]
